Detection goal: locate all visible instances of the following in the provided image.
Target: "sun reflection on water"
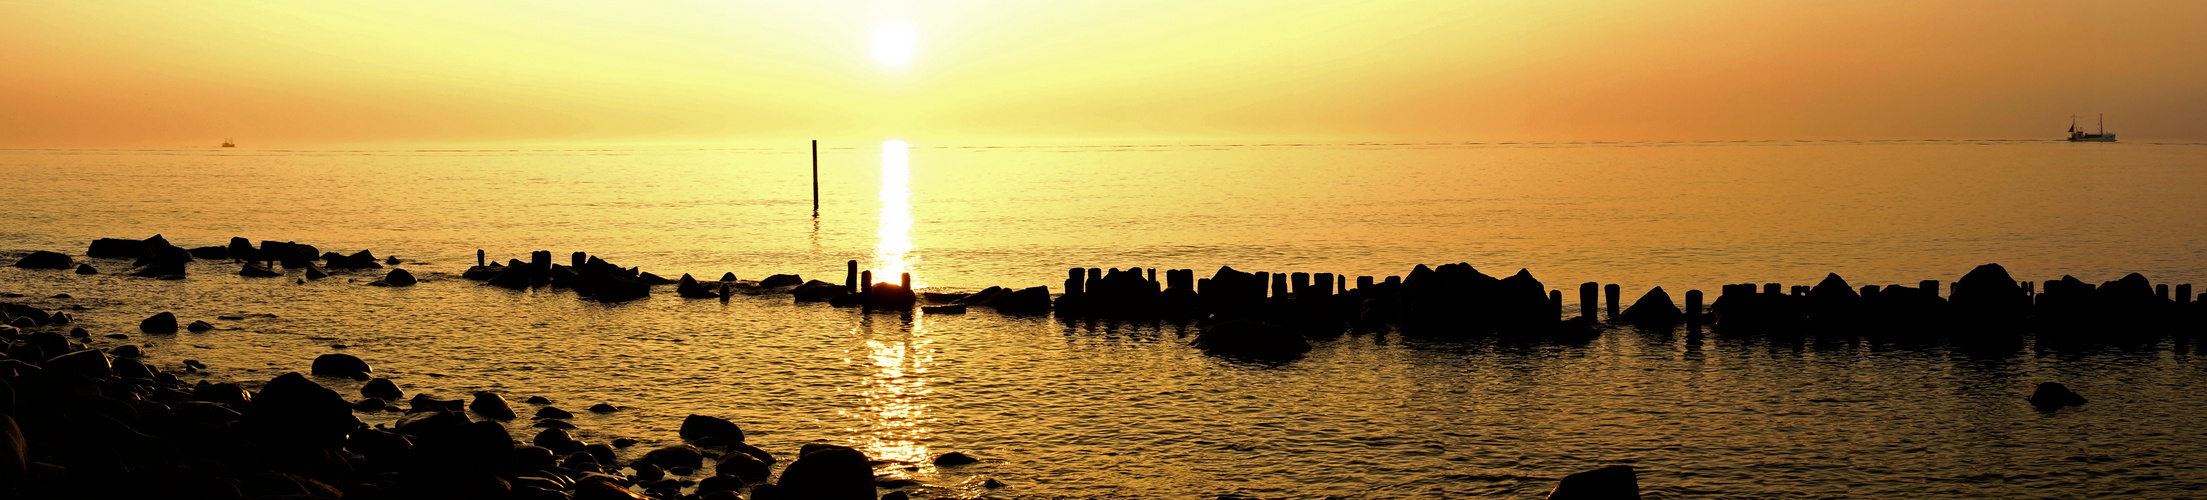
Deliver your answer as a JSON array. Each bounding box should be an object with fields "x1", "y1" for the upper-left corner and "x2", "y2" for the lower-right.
[
  {"x1": 849, "y1": 312, "x2": 936, "y2": 472},
  {"x1": 872, "y1": 140, "x2": 920, "y2": 287}
]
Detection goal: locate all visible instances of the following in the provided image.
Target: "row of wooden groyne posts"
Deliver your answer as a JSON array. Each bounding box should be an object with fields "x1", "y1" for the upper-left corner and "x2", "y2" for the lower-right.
[{"x1": 449, "y1": 247, "x2": 2207, "y2": 346}]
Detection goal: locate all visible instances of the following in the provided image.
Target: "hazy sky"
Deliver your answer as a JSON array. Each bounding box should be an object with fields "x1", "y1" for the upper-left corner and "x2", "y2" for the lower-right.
[{"x1": 2, "y1": 0, "x2": 2201, "y2": 146}]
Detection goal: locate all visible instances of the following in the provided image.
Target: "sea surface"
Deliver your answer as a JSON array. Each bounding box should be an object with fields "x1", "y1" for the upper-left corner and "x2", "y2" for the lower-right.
[{"x1": 3, "y1": 140, "x2": 2206, "y2": 498}]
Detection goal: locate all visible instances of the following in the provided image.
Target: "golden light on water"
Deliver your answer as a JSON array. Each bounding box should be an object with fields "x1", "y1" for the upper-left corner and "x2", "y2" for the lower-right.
[
  {"x1": 871, "y1": 140, "x2": 919, "y2": 286},
  {"x1": 853, "y1": 313, "x2": 936, "y2": 468}
]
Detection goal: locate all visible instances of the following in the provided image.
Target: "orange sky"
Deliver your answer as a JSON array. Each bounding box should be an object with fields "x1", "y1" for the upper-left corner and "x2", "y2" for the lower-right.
[{"x1": 2, "y1": 0, "x2": 2202, "y2": 147}]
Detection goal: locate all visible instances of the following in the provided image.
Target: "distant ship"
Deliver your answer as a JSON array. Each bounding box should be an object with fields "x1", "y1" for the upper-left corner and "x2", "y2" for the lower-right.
[
  {"x1": 220, "y1": 138, "x2": 236, "y2": 148},
  {"x1": 2067, "y1": 115, "x2": 2115, "y2": 142}
]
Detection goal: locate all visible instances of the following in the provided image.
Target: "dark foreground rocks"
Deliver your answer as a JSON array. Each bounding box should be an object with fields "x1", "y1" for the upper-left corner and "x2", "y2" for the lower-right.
[{"x1": 1547, "y1": 465, "x2": 1640, "y2": 500}]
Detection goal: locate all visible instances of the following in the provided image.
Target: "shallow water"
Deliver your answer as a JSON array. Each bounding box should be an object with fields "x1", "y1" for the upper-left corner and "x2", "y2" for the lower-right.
[{"x1": 4, "y1": 141, "x2": 2207, "y2": 498}]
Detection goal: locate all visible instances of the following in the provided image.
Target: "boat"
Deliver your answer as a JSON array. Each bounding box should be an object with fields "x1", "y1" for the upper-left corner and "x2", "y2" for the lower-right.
[
  {"x1": 2067, "y1": 115, "x2": 2115, "y2": 142},
  {"x1": 220, "y1": 138, "x2": 235, "y2": 148}
]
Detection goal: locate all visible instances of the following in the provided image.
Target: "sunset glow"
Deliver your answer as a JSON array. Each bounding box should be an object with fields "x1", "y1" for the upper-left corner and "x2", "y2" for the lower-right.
[{"x1": 3, "y1": 1, "x2": 2201, "y2": 146}]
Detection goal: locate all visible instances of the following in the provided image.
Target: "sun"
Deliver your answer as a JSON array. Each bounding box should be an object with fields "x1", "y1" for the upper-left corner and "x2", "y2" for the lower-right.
[{"x1": 871, "y1": 19, "x2": 916, "y2": 68}]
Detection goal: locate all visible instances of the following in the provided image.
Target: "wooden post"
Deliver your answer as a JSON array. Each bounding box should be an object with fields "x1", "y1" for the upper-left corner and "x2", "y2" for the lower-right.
[
  {"x1": 860, "y1": 270, "x2": 872, "y2": 294},
  {"x1": 1920, "y1": 280, "x2": 1940, "y2": 297},
  {"x1": 1291, "y1": 272, "x2": 1311, "y2": 295},
  {"x1": 1357, "y1": 276, "x2": 1374, "y2": 290},
  {"x1": 1384, "y1": 276, "x2": 1400, "y2": 286},
  {"x1": 571, "y1": 251, "x2": 587, "y2": 269},
  {"x1": 1066, "y1": 268, "x2": 1085, "y2": 295},
  {"x1": 2157, "y1": 284, "x2": 2170, "y2": 302},
  {"x1": 811, "y1": 140, "x2": 820, "y2": 216},
  {"x1": 846, "y1": 260, "x2": 859, "y2": 293},
  {"x1": 901, "y1": 272, "x2": 911, "y2": 290},
  {"x1": 476, "y1": 249, "x2": 485, "y2": 267},
  {"x1": 2179, "y1": 284, "x2": 2192, "y2": 304},
  {"x1": 1579, "y1": 282, "x2": 1599, "y2": 319},
  {"x1": 1272, "y1": 273, "x2": 1290, "y2": 298},
  {"x1": 1549, "y1": 290, "x2": 1563, "y2": 318},
  {"x1": 1763, "y1": 283, "x2": 1780, "y2": 295},
  {"x1": 1685, "y1": 289, "x2": 1703, "y2": 322},
  {"x1": 1604, "y1": 283, "x2": 1621, "y2": 318},
  {"x1": 1337, "y1": 274, "x2": 1346, "y2": 294},
  {"x1": 1313, "y1": 273, "x2": 1334, "y2": 297}
]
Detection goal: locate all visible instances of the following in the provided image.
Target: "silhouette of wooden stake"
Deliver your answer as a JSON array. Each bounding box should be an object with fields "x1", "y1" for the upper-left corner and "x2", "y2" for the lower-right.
[
  {"x1": 2157, "y1": 284, "x2": 2170, "y2": 302},
  {"x1": 1920, "y1": 280, "x2": 1940, "y2": 297},
  {"x1": 1549, "y1": 290, "x2": 1562, "y2": 318},
  {"x1": 1579, "y1": 282, "x2": 1599, "y2": 319},
  {"x1": 1604, "y1": 283, "x2": 1621, "y2": 318},
  {"x1": 476, "y1": 249, "x2": 485, "y2": 267},
  {"x1": 811, "y1": 140, "x2": 820, "y2": 216},
  {"x1": 1066, "y1": 268, "x2": 1085, "y2": 295},
  {"x1": 1357, "y1": 276, "x2": 1374, "y2": 290},
  {"x1": 2179, "y1": 284, "x2": 2193, "y2": 304},
  {"x1": 860, "y1": 270, "x2": 872, "y2": 294},
  {"x1": 901, "y1": 272, "x2": 911, "y2": 290},
  {"x1": 845, "y1": 260, "x2": 859, "y2": 293},
  {"x1": 1685, "y1": 290, "x2": 1704, "y2": 323}
]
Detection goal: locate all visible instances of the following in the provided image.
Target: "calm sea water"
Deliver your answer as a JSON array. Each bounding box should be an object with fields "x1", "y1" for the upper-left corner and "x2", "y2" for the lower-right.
[{"x1": 3, "y1": 140, "x2": 2206, "y2": 498}]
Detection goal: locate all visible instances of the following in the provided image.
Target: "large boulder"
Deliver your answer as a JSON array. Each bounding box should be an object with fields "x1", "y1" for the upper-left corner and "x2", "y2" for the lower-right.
[
  {"x1": 1618, "y1": 287, "x2": 1683, "y2": 325},
  {"x1": 243, "y1": 372, "x2": 362, "y2": 449},
  {"x1": 309, "y1": 353, "x2": 372, "y2": 378},
  {"x1": 362, "y1": 378, "x2": 404, "y2": 400},
  {"x1": 87, "y1": 238, "x2": 150, "y2": 259},
  {"x1": 1950, "y1": 263, "x2": 2029, "y2": 321},
  {"x1": 470, "y1": 391, "x2": 518, "y2": 420},
  {"x1": 1546, "y1": 465, "x2": 1639, "y2": 500},
  {"x1": 714, "y1": 450, "x2": 770, "y2": 483},
  {"x1": 774, "y1": 445, "x2": 875, "y2": 500},
  {"x1": 11, "y1": 251, "x2": 74, "y2": 269},
  {"x1": 676, "y1": 274, "x2": 722, "y2": 299},
  {"x1": 638, "y1": 444, "x2": 706, "y2": 470},
  {"x1": 187, "y1": 246, "x2": 230, "y2": 260},
  {"x1": 44, "y1": 348, "x2": 115, "y2": 378}
]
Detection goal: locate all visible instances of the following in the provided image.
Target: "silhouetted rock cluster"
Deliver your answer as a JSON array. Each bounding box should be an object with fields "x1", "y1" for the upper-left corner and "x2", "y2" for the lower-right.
[
  {"x1": 0, "y1": 336, "x2": 912, "y2": 500},
  {"x1": 9, "y1": 235, "x2": 412, "y2": 284},
  {"x1": 462, "y1": 250, "x2": 673, "y2": 302},
  {"x1": 1709, "y1": 263, "x2": 2204, "y2": 335}
]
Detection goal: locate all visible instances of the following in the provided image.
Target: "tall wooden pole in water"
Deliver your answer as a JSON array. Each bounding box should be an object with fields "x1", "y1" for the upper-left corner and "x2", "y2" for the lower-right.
[{"x1": 811, "y1": 140, "x2": 820, "y2": 216}]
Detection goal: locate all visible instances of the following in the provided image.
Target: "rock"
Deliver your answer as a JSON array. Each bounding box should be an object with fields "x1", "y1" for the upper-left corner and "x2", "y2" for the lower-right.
[
  {"x1": 1618, "y1": 287, "x2": 1683, "y2": 325},
  {"x1": 2029, "y1": 382, "x2": 2088, "y2": 408},
  {"x1": 113, "y1": 357, "x2": 156, "y2": 379},
  {"x1": 73, "y1": 263, "x2": 97, "y2": 275},
  {"x1": 87, "y1": 238, "x2": 149, "y2": 259},
  {"x1": 187, "y1": 245, "x2": 230, "y2": 260},
  {"x1": 728, "y1": 441, "x2": 775, "y2": 465},
  {"x1": 1190, "y1": 320, "x2": 1310, "y2": 360},
  {"x1": 534, "y1": 427, "x2": 579, "y2": 452},
  {"x1": 676, "y1": 274, "x2": 721, "y2": 299},
  {"x1": 354, "y1": 398, "x2": 391, "y2": 412},
  {"x1": 588, "y1": 403, "x2": 619, "y2": 413},
  {"x1": 933, "y1": 451, "x2": 980, "y2": 466},
  {"x1": 385, "y1": 256, "x2": 402, "y2": 265},
  {"x1": 535, "y1": 407, "x2": 574, "y2": 419},
  {"x1": 362, "y1": 378, "x2": 404, "y2": 400},
  {"x1": 471, "y1": 391, "x2": 518, "y2": 420},
  {"x1": 988, "y1": 286, "x2": 1053, "y2": 314},
  {"x1": 639, "y1": 444, "x2": 705, "y2": 470},
  {"x1": 378, "y1": 268, "x2": 418, "y2": 287},
  {"x1": 310, "y1": 353, "x2": 372, "y2": 378},
  {"x1": 576, "y1": 272, "x2": 650, "y2": 302},
  {"x1": 239, "y1": 263, "x2": 284, "y2": 277},
  {"x1": 775, "y1": 444, "x2": 875, "y2": 500},
  {"x1": 1951, "y1": 263, "x2": 2029, "y2": 320},
  {"x1": 187, "y1": 320, "x2": 214, "y2": 332},
  {"x1": 1546, "y1": 465, "x2": 1639, "y2": 500},
  {"x1": 68, "y1": 327, "x2": 88, "y2": 337},
  {"x1": 525, "y1": 395, "x2": 551, "y2": 404},
  {"x1": 347, "y1": 250, "x2": 383, "y2": 269},
  {"x1": 140, "y1": 312, "x2": 179, "y2": 333},
  {"x1": 573, "y1": 478, "x2": 650, "y2": 500},
  {"x1": 679, "y1": 414, "x2": 745, "y2": 442},
  {"x1": 714, "y1": 447, "x2": 770, "y2": 482},
  {"x1": 759, "y1": 274, "x2": 803, "y2": 288},
  {"x1": 108, "y1": 344, "x2": 143, "y2": 357},
  {"x1": 227, "y1": 237, "x2": 258, "y2": 262},
  {"x1": 533, "y1": 419, "x2": 576, "y2": 429},
  {"x1": 245, "y1": 372, "x2": 364, "y2": 449},
  {"x1": 638, "y1": 272, "x2": 677, "y2": 285},
  {"x1": 611, "y1": 438, "x2": 638, "y2": 448},
  {"x1": 11, "y1": 251, "x2": 74, "y2": 269},
  {"x1": 192, "y1": 382, "x2": 252, "y2": 406},
  {"x1": 44, "y1": 348, "x2": 114, "y2": 378},
  {"x1": 791, "y1": 280, "x2": 849, "y2": 302}
]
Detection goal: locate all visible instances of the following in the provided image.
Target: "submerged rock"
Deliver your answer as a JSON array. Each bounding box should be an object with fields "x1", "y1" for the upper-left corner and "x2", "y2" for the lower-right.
[
  {"x1": 238, "y1": 263, "x2": 283, "y2": 278},
  {"x1": 11, "y1": 251, "x2": 74, "y2": 269},
  {"x1": 74, "y1": 263, "x2": 97, "y2": 275},
  {"x1": 679, "y1": 414, "x2": 745, "y2": 442},
  {"x1": 140, "y1": 312, "x2": 179, "y2": 333},
  {"x1": 759, "y1": 274, "x2": 803, "y2": 288},
  {"x1": 471, "y1": 391, "x2": 518, "y2": 420},
  {"x1": 374, "y1": 268, "x2": 417, "y2": 287},
  {"x1": 2029, "y1": 382, "x2": 2088, "y2": 408},
  {"x1": 362, "y1": 378, "x2": 404, "y2": 400},
  {"x1": 309, "y1": 353, "x2": 371, "y2": 378}
]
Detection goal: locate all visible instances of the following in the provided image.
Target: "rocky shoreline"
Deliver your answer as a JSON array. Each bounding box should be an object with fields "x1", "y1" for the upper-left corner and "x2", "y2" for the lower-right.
[{"x1": 8, "y1": 233, "x2": 2182, "y2": 499}]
